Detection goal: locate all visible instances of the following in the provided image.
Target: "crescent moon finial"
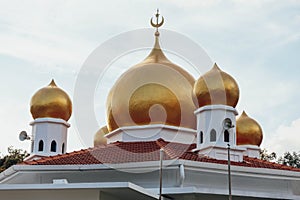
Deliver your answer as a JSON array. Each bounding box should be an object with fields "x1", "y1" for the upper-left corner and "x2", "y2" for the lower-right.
[{"x1": 150, "y1": 9, "x2": 164, "y2": 36}]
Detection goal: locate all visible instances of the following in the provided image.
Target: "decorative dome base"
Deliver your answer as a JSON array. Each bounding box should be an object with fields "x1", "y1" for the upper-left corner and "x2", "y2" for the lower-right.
[{"x1": 105, "y1": 124, "x2": 196, "y2": 144}]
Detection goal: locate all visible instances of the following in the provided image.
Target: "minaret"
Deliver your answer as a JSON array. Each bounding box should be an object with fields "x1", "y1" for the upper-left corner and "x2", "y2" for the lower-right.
[
  {"x1": 29, "y1": 79, "x2": 72, "y2": 157},
  {"x1": 193, "y1": 63, "x2": 244, "y2": 162}
]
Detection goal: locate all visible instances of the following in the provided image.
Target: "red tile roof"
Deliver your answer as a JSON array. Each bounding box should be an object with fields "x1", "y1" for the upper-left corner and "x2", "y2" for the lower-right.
[{"x1": 21, "y1": 139, "x2": 300, "y2": 172}]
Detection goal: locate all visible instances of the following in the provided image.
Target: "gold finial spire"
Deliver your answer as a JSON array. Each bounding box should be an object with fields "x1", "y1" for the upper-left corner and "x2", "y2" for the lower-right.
[
  {"x1": 48, "y1": 79, "x2": 57, "y2": 87},
  {"x1": 150, "y1": 9, "x2": 164, "y2": 36}
]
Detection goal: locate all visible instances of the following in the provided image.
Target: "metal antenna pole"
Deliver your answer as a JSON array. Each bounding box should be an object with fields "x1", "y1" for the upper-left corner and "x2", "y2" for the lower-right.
[
  {"x1": 227, "y1": 144, "x2": 232, "y2": 200},
  {"x1": 159, "y1": 149, "x2": 163, "y2": 200}
]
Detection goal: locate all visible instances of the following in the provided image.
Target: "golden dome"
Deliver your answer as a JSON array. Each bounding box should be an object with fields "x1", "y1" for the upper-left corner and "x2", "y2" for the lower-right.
[
  {"x1": 236, "y1": 111, "x2": 263, "y2": 146},
  {"x1": 106, "y1": 36, "x2": 197, "y2": 132},
  {"x1": 94, "y1": 126, "x2": 108, "y2": 146},
  {"x1": 30, "y1": 79, "x2": 72, "y2": 121},
  {"x1": 193, "y1": 63, "x2": 239, "y2": 108}
]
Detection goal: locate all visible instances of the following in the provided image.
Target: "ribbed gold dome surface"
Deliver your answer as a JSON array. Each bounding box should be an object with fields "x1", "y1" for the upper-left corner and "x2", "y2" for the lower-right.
[
  {"x1": 106, "y1": 37, "x2": 196, "y2": 132},
  {"x1": 193, "y1": 63, "x2": 239, "y2": 108},
  {"x1": 94, "y1": 126, "x2": 108, "y2": 146},
  {"x1": 236, "y1": 111, "x2": 263, "y2": 146},
  {"x1": 30, "y1": 79, "x2": 72, "y2": 121}
]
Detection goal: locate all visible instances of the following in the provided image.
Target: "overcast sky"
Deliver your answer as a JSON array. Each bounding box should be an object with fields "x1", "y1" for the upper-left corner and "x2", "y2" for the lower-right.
[{"x1": 0, "y1": 0, "x2": 299, "y2": 156}]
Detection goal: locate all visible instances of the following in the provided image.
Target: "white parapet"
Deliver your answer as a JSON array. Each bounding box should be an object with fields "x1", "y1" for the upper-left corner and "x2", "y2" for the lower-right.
[
  {"x1": 239, "y1": 145, "x2": 261, "y2": 158},
  {"x1": 195, "y1": 145, "x2": 245, "y2": 162}
]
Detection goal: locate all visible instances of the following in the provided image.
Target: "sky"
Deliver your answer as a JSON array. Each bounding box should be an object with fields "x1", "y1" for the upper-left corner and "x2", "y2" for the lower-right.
[{"x1": 0, "y1": 0, "x2": 299, "y2": 157}]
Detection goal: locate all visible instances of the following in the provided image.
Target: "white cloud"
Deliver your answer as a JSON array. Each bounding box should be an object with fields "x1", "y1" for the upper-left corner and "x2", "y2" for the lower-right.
[
  {"x1": 0, "y1": 31, "x2": 90, "y2": 68},
  {"x1": 170, "y1": 0, "x2": 221, "y2": 8},
  {"x1": 265, "y1": 118, "x2": 300, "y2": 156}
]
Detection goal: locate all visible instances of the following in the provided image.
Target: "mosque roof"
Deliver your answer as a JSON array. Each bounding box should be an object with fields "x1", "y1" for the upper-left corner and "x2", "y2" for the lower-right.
[{"x1": 21, "y1": 139, "x2": 300, "y2": 173}]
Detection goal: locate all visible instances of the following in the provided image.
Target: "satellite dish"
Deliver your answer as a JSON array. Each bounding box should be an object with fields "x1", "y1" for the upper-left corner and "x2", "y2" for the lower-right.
[
  {"x1": 223, "y1": 118, "x2": 234, "y2": 130},
  {"x1": 19, "y1": 131, "x2": 30, "y2": 141}
]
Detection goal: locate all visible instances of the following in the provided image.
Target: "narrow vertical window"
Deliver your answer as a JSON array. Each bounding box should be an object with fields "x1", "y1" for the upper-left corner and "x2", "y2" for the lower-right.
[
  {"x1": 210, "y1": 129, "x2": 216, "y2": 142},
  {"x1": 38, "y1": 140, "x2": 44, "y2": 151},
  {"x1": 200, "y1": 131, "x2": 204, "y2": 144},
  {"x1": 62, "y1": 143, "x2": 65, "y2": 154},
  {"x1": 31, "y1": 141, "x2": 34, "y2": 152},
  {"x1": 224, "y1": 130, "x2": 230, "y2": 142},
  {"x1": 50, "y1": 140, "x2": 57, "y2": 152}
]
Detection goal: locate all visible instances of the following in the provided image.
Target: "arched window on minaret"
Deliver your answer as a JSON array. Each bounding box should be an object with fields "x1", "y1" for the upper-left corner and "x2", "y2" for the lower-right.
[
  {"x1": 200, "y1": 131, "x2": 204, "y2": 144},
  {"x1": 224, "y1": 130, "x2": 230, "y2": 142},
  {"x1": 38, "y1": 140, "x2": 44, "y2": 151},
  {"x1": 31, "y1": 141, "x2": 34, "y2": 152},
  {"x1": 210, "y1": 129, "x2": 216, "y2": 142},
  {"x1": 62, "y1": 143, "x2": 65, "y2": 154},
  {"x1": 50, "y1": 140, "x2": 57, "y2": 152}
]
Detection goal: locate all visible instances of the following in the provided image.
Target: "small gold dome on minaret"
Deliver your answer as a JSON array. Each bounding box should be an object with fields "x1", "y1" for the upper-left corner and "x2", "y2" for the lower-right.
[
  {"x1": 236, "y1": 111, "x2": 263, "y2": 146},
  {"x1": 30, "y1": 79, "x2": 72, "y2": 121},
  {"x1": 193, "y1": 63, "x2": 240, "y2": 108},
  {"x1": 94, "y1": 126, "x2": 108, "y2": 146}
]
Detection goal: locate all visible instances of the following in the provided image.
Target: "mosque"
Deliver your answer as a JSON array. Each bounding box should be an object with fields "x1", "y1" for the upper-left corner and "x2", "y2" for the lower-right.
[{"x1": 0, "y1": 11, "x2": 300, "y2": 200}]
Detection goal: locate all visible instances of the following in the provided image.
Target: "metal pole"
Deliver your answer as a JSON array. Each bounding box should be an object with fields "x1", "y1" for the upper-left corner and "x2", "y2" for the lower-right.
[
  {"x1": 159, "y1": 149, "x2": 163, "y2": 200},
  {"x1": 227, "y1": 144, "x2": 232, "y2": 200}
]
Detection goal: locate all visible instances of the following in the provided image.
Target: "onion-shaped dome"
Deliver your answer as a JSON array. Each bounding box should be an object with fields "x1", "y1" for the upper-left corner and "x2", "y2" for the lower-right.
[
  {"x1": 94, "y1": 126, "x2": 108, "y2": 146},
  {"x1": 236, "y1": 111, "x2": 263, "y2": 146},
  {"x1": 106, "y1": 36, "x2": 196, "y2": 132},
  {"x1": 193, "y1": 63, "x2": 239, "y2": 108},
  {"x1": 30, "y1": 79, "x2": 72, "y2": 121}
]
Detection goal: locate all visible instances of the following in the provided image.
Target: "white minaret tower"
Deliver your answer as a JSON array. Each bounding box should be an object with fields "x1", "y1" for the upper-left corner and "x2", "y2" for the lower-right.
[
  {"x1": 193, "y1": 63, "x2": 244, "y2": 162},
  {"x1": 29, "y1": 79, "x2": 72, "y2": 157}
]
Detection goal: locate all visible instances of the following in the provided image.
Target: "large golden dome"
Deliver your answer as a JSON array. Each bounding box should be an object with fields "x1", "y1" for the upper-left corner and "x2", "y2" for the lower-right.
[
  {"x1": 94, "y1": 126, "x2": 108, "y2": 146},
  {"x1": 193, "y1": 63, "x2": 239, "y2": 108},
  {"x1": 236, "y1": 111, "x2": 263, "y2": 146},
  {"x1": 106, "y1": 36, "x2": 196, "y2": 132},
  {"x1": 30, "y1": 79, "x2": 72, "y2": 121}
]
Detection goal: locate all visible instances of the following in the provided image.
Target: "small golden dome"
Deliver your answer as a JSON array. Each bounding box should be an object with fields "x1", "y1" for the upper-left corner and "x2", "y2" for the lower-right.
[
  {"x1": 193, "y1": 63, "x2": 239, "y2": 108},
  {"x1": 106, "y1": 36, "x2": 196, "y2": 132},
  {"x1": 236, "y1": 111, "x2": 263, "y2": 146},
  {"x1": 30, "y1": 79, "x2": 72, "y2": 121},
  {"x1": 94, "y1": 126, "x2": 108, "y2": 146}
]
